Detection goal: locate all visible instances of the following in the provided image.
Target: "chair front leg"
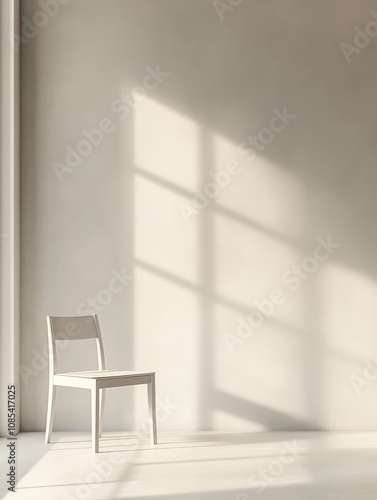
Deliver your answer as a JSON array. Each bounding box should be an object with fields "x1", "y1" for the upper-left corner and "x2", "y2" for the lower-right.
[
  {"x1": 91, "y1": 383, "x2": 100, "y2": 453},
  {"x1": 45, "y1": 384, "x2": 56, "y2": 444},
  {"x1": 147, "y1": 374, "x2": 157, "y2": 445},
  {"x1": 99, "y1": 388, "x2": 105, "y2": 438}
]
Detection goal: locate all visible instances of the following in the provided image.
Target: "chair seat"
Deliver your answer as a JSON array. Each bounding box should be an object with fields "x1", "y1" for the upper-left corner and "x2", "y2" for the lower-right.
[{"x1": 56, "y1": 369, "x2": 155, "y2": 379}]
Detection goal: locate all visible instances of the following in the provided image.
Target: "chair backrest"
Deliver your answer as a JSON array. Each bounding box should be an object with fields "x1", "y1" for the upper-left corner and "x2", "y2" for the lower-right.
[{"x1": 46, "y1": 315, "x2": 105, "y2": 375}]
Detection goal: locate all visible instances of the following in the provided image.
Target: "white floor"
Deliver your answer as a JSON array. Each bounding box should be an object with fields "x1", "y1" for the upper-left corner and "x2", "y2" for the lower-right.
[{"x1": 1, "y1": 431, "x2": 377, "y2": 499}]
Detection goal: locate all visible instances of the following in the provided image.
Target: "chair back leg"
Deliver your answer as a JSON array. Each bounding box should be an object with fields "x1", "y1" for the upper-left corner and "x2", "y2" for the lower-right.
[{"x1": 45, "y1": 385, "x2": 56, "y2": 443}]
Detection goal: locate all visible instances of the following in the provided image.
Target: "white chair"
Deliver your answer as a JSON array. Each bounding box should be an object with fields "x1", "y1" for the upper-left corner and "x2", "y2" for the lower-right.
[{"x1": 45, "y1": 315, "x2": 157, "y2": 453}]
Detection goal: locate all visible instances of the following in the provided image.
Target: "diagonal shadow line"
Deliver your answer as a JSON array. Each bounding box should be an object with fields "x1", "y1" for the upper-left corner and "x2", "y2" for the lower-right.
[
  {"x1": 133, "y1": 256, "x2": 297, "y2": 329},
  {"x1": 115, "y1": 483, "x2": 316, "y2": 500},
  {"x1": 134, "y1": 257, "x2": 359, "y2": 368},
  {"x1": 133, "y1": 165, "x2": 307, "y2": 252},
  {"x1": 16, "y1": 480, "x2": 120, "y2": 490},
  {"x1": 213, "y1": 202, "x2": 303, "y2": 250},
  {"x1": 134, "y1": 165, "x2": 193, "y2": 198},
  {"x1": 132, "y1": 453, "x2": 305, "y2": 467},
  {"x1": 133, "y1": 256, "x2": 261, "y2": 315},
  {"x1": 134, "y1": 257, "x2": 198, "y2": 291},
  {"x1": 214, "y1": 390, "x2": 324, "y2": 431},
  {"x1": 134, "y1": 256, "x2": 270, "y2": 317}
]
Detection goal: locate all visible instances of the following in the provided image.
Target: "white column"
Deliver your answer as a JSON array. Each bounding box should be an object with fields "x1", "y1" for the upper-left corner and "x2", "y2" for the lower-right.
[{"x1": 0, "y1": 0, "x2": 20, "y2": 437}]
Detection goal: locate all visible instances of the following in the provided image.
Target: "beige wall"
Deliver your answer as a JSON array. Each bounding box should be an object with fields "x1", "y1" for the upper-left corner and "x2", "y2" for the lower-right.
[{"x1": 21, "y1": 0, "x2": 377, "y2": 431}]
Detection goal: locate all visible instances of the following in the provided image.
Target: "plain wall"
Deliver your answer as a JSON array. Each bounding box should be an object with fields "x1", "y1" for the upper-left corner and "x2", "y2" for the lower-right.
[{"x1": 21, "y1": 0, "x2": 377, "y2": 432}]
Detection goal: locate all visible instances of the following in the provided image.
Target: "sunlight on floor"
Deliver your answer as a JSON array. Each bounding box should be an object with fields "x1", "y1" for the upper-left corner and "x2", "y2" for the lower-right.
[{"x1": 3, "y1": 432, "x2": 377, "y2": 500}]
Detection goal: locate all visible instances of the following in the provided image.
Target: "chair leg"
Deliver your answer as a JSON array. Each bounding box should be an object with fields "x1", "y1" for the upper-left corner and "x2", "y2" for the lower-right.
[
  {"x1": 147, "y1": 374, "x2": 157, "y2": 445},
  {"x1": 45, "y1": 384, "x2": 56, "y2": 444},
  {"x1": 99, "y1": 388, "x2": 105, "y2": 438},
  {"x1": 91, "y1": 384, "x2": 100, "y2": 453}
]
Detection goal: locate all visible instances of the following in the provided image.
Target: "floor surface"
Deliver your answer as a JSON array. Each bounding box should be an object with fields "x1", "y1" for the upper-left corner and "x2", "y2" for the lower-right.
[{"x1": 1, "y1": 431, "x2": 377, "y2": 499}]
